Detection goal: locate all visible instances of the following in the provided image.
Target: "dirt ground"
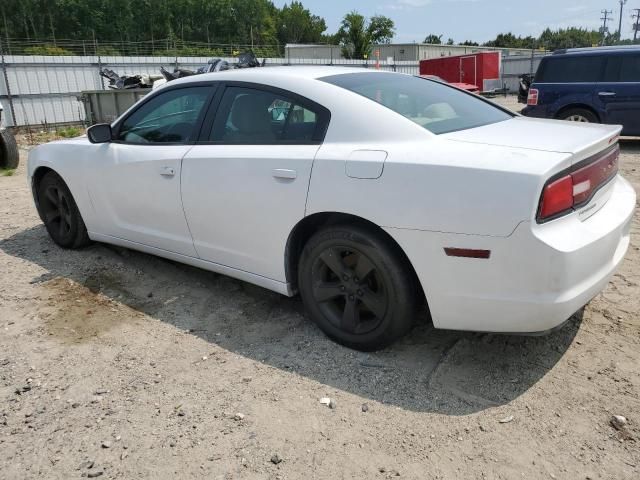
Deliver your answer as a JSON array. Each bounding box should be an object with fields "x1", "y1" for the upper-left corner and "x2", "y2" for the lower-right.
[{"x1": 1, "y1": 122, "x2": 640, "y2": 479}]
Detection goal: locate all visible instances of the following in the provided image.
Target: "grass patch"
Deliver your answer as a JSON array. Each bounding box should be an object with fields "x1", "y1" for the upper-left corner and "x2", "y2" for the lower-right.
[
  {"x1": 57, "y1": 126, "x2": 83, "y2": 138},
  {"x1": 0, "y1": 169, "x2": 16, "y2": 177},
  {"x1": 18, "y1": 125, "x2": 85, "y2": 146}
]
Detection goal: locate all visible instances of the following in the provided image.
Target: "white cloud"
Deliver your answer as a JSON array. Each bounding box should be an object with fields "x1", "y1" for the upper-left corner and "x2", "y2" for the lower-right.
[
  {"x1": 564, "y1": 6, "x2": 588, "y2": 13},
  {"x1": 396, "y1": 0, "x2": 432, "y2": 6},
  {"x1": 384, "y1": 0, "x2": 481, "y2": 10},
  {"x1": 384, "y1": 0, "x2": 431, "y2": 10}
]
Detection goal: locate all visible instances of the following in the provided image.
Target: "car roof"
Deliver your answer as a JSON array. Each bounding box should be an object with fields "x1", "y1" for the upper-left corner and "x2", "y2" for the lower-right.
[
  {"x1": 165, "y1": 66, "x2": 396, "y2": 87},
  {"x1": 551, "y1": 45, "x2": 640, "y2": 56}
]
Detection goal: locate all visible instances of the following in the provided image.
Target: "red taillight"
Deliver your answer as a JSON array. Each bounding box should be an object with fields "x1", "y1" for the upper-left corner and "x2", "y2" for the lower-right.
[
  {"x1": 539, "y1": 175, "x2": 573, "y2": 219},
  {"x1": 538, "y1": 145, "x2": 619, "y2": 222},
  {"x1": 570, "y1": 146, "x2": 619, "y2": 204},
  {"x1": 527, "y1": 88, "x2": 539, "y2": 106}
]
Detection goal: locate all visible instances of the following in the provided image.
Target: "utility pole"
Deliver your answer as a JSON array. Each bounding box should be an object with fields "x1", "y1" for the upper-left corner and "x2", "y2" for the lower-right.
[
  {"x1": 601, "y1": 10, "x2": 613, "y2": 45},
  {"x1": 617, "y1": 0, "x2": 628, "y2": 41},
  {"x1": 633, "y1": 8, "x2": 640, "y2": 43}
]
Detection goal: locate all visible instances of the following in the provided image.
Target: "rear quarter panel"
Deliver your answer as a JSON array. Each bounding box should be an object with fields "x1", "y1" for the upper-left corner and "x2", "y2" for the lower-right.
[
  {"x1": 306, "y1": 138, "x2": 571, "y2": 237},
  {"x1": 532, "y1": 82, "x2": 598, "y2": 119}
]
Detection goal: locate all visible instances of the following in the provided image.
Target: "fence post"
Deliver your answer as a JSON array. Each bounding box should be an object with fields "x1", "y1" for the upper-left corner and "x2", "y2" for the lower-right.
[
  {"x1": 0, "y1": 39, "x2": 16, "y2": 127},
  {"x1": 529, "y1": 49, "x2": 534, "y2": 76}
]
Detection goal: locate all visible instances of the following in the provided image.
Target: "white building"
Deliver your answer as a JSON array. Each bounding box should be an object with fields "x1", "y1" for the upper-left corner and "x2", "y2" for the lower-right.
[{"x1": 285, "y1": 43, "x2": 535, "y2": 62}]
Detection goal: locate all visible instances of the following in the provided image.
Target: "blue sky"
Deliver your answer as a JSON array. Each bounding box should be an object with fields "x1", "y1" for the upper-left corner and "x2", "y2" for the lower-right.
[{"x1": 272, "y1": 0, "x2": 638, "y2": 43}]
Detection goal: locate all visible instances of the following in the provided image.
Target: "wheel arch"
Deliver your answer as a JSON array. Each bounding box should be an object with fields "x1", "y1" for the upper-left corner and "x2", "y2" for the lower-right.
[
  {"x1": 31, "y1": 166, "x2": 60, "y2": 221},
  {"x1": 554, "y1": 104, "x2": 601, "y2": 122},
  {"x1": 284, "y1": 211, "x2": 426, "y2": 302}
]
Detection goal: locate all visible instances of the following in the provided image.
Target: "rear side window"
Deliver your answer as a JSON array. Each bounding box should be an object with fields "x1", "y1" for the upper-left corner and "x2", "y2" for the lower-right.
[
  {"x1": 536, "y1": 56, "x2": 605, "y2": 83},
  {"x1": 321, "y1": 72, "x2": 512, "y2": 135},
  {"x1": 209, "y1": 87, "x2": 321, "y2": 144},
  {"x1": 620, "y1": 55, "x2": 640, "y2": 81}
]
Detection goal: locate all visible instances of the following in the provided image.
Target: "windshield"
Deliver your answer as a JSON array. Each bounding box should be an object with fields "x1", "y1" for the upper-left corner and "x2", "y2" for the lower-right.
[{"x1": 321, "y1": 72, "x2": 512, "y2": 135}]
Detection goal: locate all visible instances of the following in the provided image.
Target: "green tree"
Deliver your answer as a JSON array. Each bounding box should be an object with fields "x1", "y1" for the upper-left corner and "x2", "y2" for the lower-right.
[
  {"x1": 337, "y1": 11, "x2": 394, "y2": 59},
  {"x1": 0, "y1": 0, "x2": 329, "y2": 55},
  {"x1": 537, "y1": 27, "x2": 600, "y2": 49},
  {"x1": 483, "y1": 32, "x2": 536, "y2": 49},
  {"x1": 277, "y1": 1, "x2": 326, "y2": 44},
  {"x1": 423, "y1": 34, "x2": 442, "y2": 44}
]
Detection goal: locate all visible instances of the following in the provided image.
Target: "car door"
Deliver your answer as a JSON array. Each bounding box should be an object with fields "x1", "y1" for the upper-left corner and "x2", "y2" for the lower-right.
[
  {"x1": 181, "y1": 83, "x2": 330, "y2": 282},
  {"x1": 596, "y1": 53, "x2": 640, "y2": 136},
  {"x1": 87, "y1": 85, "x2": 214, "y2": 256}
]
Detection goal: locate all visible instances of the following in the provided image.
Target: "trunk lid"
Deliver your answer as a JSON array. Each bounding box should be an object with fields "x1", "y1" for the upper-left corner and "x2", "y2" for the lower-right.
[
  {"x1": 443, "y1": 116, "x2": 621, "y2": 164},
  {"x1": 444, "y1": 116, "x2": 622, "y2": 223}
]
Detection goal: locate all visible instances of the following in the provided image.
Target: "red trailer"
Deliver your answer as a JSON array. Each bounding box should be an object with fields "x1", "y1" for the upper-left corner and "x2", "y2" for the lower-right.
[{"x1": 419, "y1": 51, "x2": 501, "y2": 93}]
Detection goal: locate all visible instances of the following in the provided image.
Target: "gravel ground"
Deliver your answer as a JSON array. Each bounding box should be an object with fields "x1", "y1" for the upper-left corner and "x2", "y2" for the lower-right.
[{"x1": 1, "y1": 131, "x2": 639, "y2": 479}]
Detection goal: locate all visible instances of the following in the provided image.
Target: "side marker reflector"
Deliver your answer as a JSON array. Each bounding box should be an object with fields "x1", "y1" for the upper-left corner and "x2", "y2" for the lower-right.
[{"x1": 444, "y1": 248, "x2": 491, "y2": 259}]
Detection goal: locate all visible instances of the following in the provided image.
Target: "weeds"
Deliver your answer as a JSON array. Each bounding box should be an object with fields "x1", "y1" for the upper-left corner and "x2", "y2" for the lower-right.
[{"x1": 57, "y1": 127, "x2": 83, "y2": 138}]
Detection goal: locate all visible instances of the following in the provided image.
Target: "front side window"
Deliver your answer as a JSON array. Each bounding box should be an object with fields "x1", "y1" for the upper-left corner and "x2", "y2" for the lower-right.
[
  {"x1": 321, "y1": 72, "x2": 512, "y2": 135},
  {"x1": 536, "y1": 56, "x2": 605, "y2": 83},
  {"x1": 117, "y1": 87, "x2": 211, "y2": 144},
  {"x1": 209, "y1": 87, "x2": 319, "y2": 143}
]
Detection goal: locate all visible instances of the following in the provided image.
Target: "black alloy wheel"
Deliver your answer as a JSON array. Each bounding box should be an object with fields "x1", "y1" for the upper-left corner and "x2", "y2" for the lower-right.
[
  {"x1": 37, "y1": 171, "x2": 91, "y2": 249},
  {"x1": 311, "y1": 246, "x2": 388, "y2": 336},
  {"x1": 298, "y1": 224, "x2": 418, "y2": 351}
]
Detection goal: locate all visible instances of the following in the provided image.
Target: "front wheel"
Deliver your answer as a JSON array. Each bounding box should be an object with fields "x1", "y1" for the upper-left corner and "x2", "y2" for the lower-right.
[
  {"x1": 298, "y1": 224, "x2": 418, "y2": 351},
  {"x1": 558, "y1": 108, "x2": 598, "y2": 123},
  {"x1": 37, "y1": 171, "x2": 91, "y2": 249}
]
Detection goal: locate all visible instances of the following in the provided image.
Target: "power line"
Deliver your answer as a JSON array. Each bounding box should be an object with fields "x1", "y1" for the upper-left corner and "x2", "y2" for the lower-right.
[
  {"x1": 633, "y1": 8, "x2": 640, "y2": 43},
  {"x1": 600, "y1": 9, "x2": 613, "y2": 45}
]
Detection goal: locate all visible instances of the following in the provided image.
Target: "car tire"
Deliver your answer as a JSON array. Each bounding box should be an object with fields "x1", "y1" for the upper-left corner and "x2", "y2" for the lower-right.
[
  {"x1": 37, "y1": 171, "x2": 91, "y2": 249},
  {"x1": 558, "y1": 108, "x2": 598, "y2": 124},
  {"x1": 298, "y1": 224, "x2": 418, "y2": 351},
  {"x1": 0, "y1": 129, "x2": 19, "y2": 169}
]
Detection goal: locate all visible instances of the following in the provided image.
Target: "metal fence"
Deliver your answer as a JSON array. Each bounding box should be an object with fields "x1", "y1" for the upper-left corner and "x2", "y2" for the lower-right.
[
  {"x1": 0, "y1": 37, "x2": 284, "y2": 58},
  {"x1": 0, "y1": 54, "x2": 544, "y2": 128}
]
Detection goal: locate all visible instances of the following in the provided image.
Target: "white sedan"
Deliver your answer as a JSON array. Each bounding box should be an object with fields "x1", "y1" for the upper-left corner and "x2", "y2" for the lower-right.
[{"x1": 28, "y1": 67, "x2": 636, "y2": 351}]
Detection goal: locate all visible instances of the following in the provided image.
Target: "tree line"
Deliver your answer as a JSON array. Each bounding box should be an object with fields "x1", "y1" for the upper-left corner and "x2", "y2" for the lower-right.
[
  {"x1": 0, "y1": 0, "x2": 329, "y2": 52},
  {"x1": 0, "y1": 1, "x2": 396, "y2": 58},
  {"x1": 425, "y1": 28, "x2": 638, "y2": 50},
  {"x1": 0, "y1": 0, "x2": 635, "y2": 58}
]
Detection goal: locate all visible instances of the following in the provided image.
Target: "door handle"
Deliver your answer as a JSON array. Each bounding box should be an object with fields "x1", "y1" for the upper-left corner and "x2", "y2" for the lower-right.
[
  {"x1": 272, "y1": 168, "x2": 297, "y2": 180},
  {"x1": 598, "y1": 92, "x2": 616, "y2": 97},
  {"x1": 160, "y1": 166, "x2": 176, "y2": 177}
]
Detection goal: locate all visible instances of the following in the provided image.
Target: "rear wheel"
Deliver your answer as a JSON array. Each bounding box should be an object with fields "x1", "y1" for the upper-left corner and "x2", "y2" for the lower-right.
[
  {"x1": 558, "y1": 108, "x2": 598, "y2": 124},
  {"x1": 298, "y1": 224, "x2": 418, "y2": 351},
  {"x1": 37, "y1": 171, "x2": 91, "y2": 249}
]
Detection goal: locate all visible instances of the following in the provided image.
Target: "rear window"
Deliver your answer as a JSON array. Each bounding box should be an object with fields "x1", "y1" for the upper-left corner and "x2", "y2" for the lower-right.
[
  {"x1": 321, "y1": 72, "x2": 512, "y2": 135},
  {"x1": 536, "y1": 55, "x2": 605, "y2": 83}
]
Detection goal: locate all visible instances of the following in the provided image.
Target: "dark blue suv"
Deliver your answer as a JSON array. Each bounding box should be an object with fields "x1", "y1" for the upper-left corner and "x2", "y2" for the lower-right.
[{"x1": 522, "y1": 46, "x2": 640, "y2": 136}]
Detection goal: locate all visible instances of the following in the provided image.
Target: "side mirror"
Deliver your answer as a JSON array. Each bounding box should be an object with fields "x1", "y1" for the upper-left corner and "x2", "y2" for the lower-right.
[{"x1": 87, "y1": 124, "x2": 112, "y2": 144}]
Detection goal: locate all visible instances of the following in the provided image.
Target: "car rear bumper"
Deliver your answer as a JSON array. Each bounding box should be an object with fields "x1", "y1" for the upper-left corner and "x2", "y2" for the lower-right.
[{"x1": 387, "y1": 175, "x2": 636, "y2": 333}]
